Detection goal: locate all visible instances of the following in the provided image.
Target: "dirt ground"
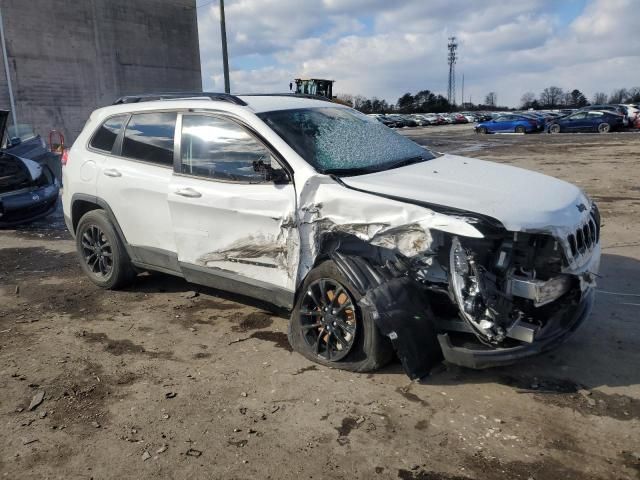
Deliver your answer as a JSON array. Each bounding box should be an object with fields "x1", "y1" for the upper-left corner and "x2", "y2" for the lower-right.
[{"x1": 1, "y1": 125, "x2": 639, "y2": 480}]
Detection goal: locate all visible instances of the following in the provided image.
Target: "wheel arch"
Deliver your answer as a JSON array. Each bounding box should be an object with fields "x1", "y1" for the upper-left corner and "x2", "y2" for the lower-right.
[
  {"x1": 71, "y1": 193, "x2": 135, "y2": 260},
  {"x1": 295, "y1": 231, "x2": 443, "y2": 378}
]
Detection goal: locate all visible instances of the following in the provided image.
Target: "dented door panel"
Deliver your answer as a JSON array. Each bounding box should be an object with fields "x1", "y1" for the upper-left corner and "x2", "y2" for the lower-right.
[{"x1": 168, "y1": 176, "x2": 297, "y2": 290}]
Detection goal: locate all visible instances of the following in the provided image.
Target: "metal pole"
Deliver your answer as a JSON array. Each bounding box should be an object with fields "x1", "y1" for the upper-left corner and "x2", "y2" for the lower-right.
[
  {"x1": 0, "y1": 7, "x2": 18, "y2": 130},
  {"x1": 219, "y1": 0, "x2": 230, "y2": 93}
]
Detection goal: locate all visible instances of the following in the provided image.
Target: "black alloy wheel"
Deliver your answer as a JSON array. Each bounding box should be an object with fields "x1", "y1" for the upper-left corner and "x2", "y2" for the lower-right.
[
  {"x1": 80, "y1": 224, "x2": 113, "y2": 277},
  {"x1": 299, "y1": 278, "x2": 357, "y2": 361}
]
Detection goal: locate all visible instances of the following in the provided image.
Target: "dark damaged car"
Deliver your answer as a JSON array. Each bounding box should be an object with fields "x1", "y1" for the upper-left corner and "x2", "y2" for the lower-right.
[
  {"x1": 0, "y1": 112, "x2": 60, "y2": 227},
  {"x1": 62, "y1": 93, "x2": 601, "y2": 379}
]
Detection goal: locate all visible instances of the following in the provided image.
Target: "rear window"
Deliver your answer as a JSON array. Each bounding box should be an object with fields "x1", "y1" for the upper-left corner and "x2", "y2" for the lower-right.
[
  {"x1": 7, "y1": 124, "x2": 36, "y2": 141},
  {"x1": 90, "y1": 115, "x2": 127, "y2": 152},
  {"x1": 121, "y1": 112, "x2": 176, "y2": 166}
]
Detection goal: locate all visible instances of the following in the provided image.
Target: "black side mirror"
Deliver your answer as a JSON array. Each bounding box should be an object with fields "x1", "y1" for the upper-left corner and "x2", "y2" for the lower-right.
[
  {"x1": 253, "y1": 158, "x2": 290, "y2": 184},
  {"x1": 9, "y1": 137, "x2": 21, "y2": 147},
  {"x1": 269, "y1": 167, "x2": 289, "y2": 185}
]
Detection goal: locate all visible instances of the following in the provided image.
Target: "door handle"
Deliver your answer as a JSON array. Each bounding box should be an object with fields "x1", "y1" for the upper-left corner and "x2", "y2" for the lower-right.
[
  {"x1": 103, "y1": 168, "x2": 122, "y2": 178},
  {"x1": 174, "y1": 187, "x2": 202, "y2": 198}
]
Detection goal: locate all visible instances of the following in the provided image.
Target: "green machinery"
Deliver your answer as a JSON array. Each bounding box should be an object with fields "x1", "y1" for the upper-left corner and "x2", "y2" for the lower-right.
[{"x1": 292, "y1": 78, "x2": 334, "y2": 99}]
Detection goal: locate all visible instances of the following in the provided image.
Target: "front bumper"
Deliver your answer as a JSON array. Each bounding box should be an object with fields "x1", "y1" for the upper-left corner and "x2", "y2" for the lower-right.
[
  {"x1": 0, "y1": 183, "x2": 60, "y2": 227},
  {"x1": 437, "y1": 288, "x2": 595, "y2": 369}
]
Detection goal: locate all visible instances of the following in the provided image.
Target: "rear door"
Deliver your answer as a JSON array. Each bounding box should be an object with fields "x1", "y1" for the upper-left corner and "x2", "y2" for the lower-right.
[
  {"x1": 168, "y1": 113, "x2": 297, "y2": 300},
  {"x1": 586, "y1": 111, "x2": 605, "y2": 131},
  {"x1": 564, "y1": 112, "x2": 588, "y2": 132},
  {"x1": 95, "y1": 111, "x2": 178, "y2": 268}
]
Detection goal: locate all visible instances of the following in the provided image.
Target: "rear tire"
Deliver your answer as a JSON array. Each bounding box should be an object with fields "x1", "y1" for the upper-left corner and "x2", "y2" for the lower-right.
[
  {"x1": 597, "y1": 122, "x2": 611, "y2": 134},
  {"x1": 549, "y1": 124, "x2": 561, "y2": 134},
  {"x1": 289, "y1": 261, "x2": 393, "y2": 372},
  {"x1": 75, "y1": 210, "x2": 136, "y2": 289},
  {"x1": 515, "y1": 125, "x2": 526, "y2": 134}
]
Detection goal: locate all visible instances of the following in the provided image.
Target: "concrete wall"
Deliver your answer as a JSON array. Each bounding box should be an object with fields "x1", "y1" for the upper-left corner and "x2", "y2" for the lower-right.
[{"x1": 0, "y1": 0, "x2": 201, "y2": 143}]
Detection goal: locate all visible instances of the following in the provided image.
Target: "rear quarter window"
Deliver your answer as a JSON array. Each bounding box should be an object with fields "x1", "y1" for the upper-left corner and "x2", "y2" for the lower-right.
[{"x1": 90, "y1": 115, "x2": 128, "y2": 153}]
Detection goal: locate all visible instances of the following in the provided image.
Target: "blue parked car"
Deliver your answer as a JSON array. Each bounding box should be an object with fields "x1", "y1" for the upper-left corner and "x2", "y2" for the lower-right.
[
  {"x1": 547, "y1": 110, "x2": 624, "y2": 134},
  {"x1": 475, "y1": 114, "x2": 538, "y2": 134}
]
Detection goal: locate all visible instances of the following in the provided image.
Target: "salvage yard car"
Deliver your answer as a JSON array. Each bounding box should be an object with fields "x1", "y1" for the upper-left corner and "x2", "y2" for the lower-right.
[
  {"x1": 547, "y1": 110, "x2": 624, "y2": 134},
  {"x1": 0, "y1": 111, "x2": 60, "y2": 227},
  {"x1": 62, "y1": 93, "x2": 601, "y2": 378},
  {"x1": 475, "y1": 114, "x2": 538, "y2": 134}
]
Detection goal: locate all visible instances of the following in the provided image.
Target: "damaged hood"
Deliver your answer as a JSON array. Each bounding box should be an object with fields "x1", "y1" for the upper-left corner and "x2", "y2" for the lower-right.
[
  {"x1": 341, "y1": 154, "x2": 590, "y2": 232},
  {"x1": 0, "y1": 153, "x2": 42, "y2": 195}
]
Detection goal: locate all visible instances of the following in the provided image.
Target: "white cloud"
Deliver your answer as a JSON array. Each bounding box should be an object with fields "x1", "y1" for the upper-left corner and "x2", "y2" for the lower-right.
[{"x1": 197, "y1": 0, "x2": 640, "y2": 106}]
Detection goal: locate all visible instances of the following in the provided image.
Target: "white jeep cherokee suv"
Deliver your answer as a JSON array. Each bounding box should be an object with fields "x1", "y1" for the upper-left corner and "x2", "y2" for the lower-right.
[{"x1": 63, "y1": 93, "x2": 601, "y2": 378}]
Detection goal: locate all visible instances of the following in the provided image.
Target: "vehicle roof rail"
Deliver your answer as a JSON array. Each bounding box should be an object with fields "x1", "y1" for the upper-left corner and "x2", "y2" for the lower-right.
[
  {"x1": 112, "y1": 92, "x2": 247, "y2": 106},
  {"x1": 238, "y1": 93, "x2": 335, "y2": 102}
]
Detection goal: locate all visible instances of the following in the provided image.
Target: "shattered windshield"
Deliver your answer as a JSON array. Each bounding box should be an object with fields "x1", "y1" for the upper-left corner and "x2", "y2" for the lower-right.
[{"x1": 258, "y1": 107, "x2": 436, "y2": 175}]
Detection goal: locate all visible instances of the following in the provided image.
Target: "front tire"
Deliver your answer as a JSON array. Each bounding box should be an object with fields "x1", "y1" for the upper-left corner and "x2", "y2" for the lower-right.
[
  {"x1": 75, "y1": 210, "x2": 135, "y2": 289},
  {"x1": 597, "y1": 122, "x2": 611, "y2": 133},
  {"x1": 289, "y1": 261, "x2": 393, "y2": 372},
  {"x1": 477, "y1": 126, "x2": 488, "y2": 134},
  {"x1": 515, "y1": 125, "x2": 526, "y2": 134},
  {"x1": 549, "y1": 124, "x2": 561, "y2": 134}
]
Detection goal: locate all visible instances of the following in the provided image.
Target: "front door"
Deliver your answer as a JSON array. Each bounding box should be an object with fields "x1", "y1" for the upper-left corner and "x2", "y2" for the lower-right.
[
  {"x1": 491, "y1": 116, "x2": 510, "y2": 132},
  {"x1": 168, "y1": 113, "x2": 297, "y2": 303}
]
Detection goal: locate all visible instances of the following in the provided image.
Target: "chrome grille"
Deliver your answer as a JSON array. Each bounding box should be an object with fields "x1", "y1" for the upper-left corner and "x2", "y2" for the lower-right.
[{"x1": 567, "y1": 204, "x2": 600, "y2": 259}]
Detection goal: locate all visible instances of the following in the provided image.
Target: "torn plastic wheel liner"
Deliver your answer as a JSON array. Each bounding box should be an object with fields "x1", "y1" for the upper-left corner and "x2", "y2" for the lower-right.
[{"x1": 328, "y1": 250, "x2": 443, "y2": 380}]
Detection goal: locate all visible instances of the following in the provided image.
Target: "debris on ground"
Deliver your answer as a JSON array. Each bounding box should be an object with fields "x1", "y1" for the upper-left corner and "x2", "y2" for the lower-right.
[
  {"x1": 186, "y1": 448, "x2": 202, "y2": 457},
  {"x1": 28, "y1": 390, "x2": 45, "y2": 411}
]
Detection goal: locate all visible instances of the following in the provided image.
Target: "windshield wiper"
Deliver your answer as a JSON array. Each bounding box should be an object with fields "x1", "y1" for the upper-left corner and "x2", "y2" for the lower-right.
[
  {"x1": 382, "y1": 155, "x2": 429, "y2": 171},
  {"x1": 322, "y1": 166, "x2": 380, "y2": 176},
  {"x1": 322, "y1": 156, "x2": 431, "y2": 177}
]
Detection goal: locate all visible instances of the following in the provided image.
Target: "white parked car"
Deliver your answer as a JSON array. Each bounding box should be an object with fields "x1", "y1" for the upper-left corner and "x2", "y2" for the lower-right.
[{"x1": 62, "y1": 93, "x2": 601, "y2": 378}]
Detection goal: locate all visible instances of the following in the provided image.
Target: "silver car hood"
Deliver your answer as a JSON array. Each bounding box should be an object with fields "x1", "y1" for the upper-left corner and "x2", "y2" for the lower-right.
[{"x1": 340, "y1": 154, "x2": 590, "y2": 232}]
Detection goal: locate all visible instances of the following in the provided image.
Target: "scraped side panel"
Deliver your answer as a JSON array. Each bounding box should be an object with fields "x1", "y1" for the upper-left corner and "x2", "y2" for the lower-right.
[{"x1": 168, "y1": 176, "x2": 299, "y2": 290}]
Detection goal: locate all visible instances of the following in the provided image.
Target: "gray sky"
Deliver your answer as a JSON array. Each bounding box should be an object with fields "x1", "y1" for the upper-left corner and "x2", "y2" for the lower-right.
[{"x1": 197, "y1": 0, "x2": 639, "y2": 107}]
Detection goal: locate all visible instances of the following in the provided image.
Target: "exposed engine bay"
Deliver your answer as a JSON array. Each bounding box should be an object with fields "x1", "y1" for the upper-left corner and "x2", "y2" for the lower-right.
[
  {"x1": 421, "y1": 232, "x2": 576, "y2": 344},
  {"x1": 409, "y1": 205, "x2": 600, "y2": 365}
]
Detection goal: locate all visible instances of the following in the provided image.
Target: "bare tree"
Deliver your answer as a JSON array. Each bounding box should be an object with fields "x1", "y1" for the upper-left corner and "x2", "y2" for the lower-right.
[
  {"x1": 628, "y1": 87, "x2": 640, "y2": 103},
  {"x1": 352, "y1": 95, "x2": 367, "y2": 110},
  {"x1": 539, "y1": 86, "x2": 564, "y2": 107},
  {"x1": 520, "y1": 92, "x2": 536, "y2": 109},
  {"x1": 336, "y1": 94, "x2": 354, "y2": 107},
  {"x1": 484, "y1": 92, "x2": 497, "y2": 107},
  {"x1": 608, "y1": 88, "x2": 629, "y2": 104},
  {"x1": 592, "y1": 92, "x2": 608, "y2": 104}
]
